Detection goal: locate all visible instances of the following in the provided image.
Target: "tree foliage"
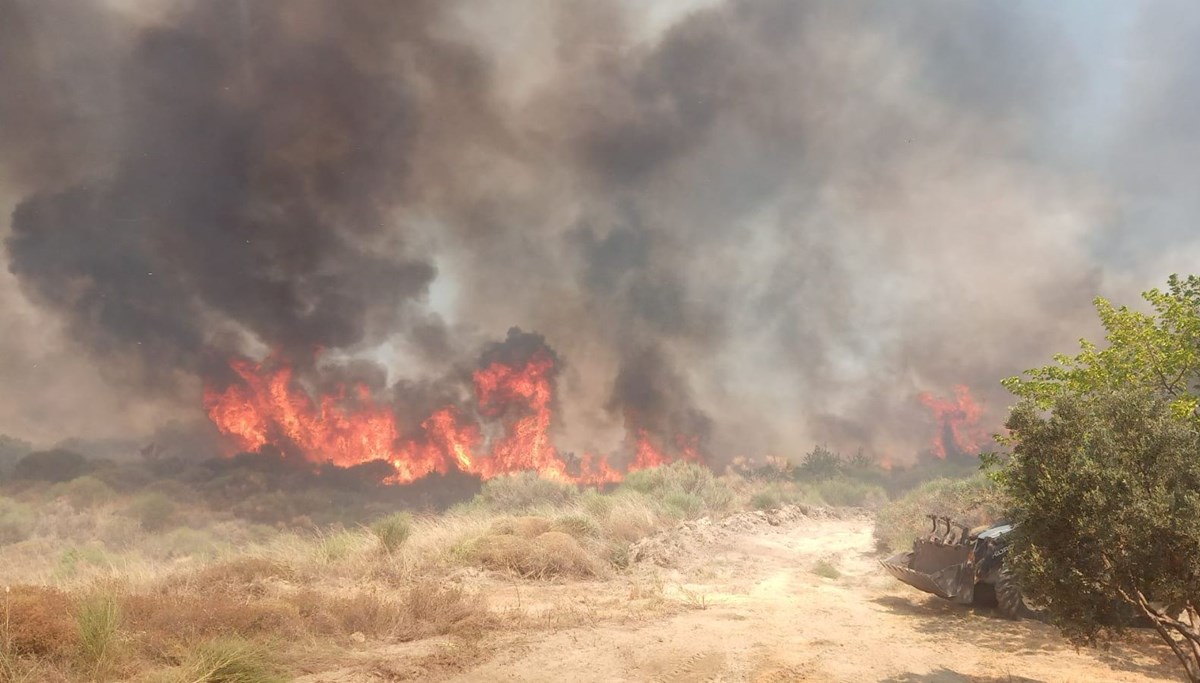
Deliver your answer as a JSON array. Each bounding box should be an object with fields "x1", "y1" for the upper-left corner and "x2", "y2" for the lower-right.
[
  {"x1": 1000, "y1": 274, "x2": 1200, "y2": 681},
  {"x1": 1003, "y1": 274, "x2": 1200, "y2": 420}
]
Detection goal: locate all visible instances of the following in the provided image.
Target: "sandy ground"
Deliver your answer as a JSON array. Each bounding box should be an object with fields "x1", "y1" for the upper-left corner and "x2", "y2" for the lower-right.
[{"x1": 298, "y1": 512, "x2": 1181, "y2": 683}]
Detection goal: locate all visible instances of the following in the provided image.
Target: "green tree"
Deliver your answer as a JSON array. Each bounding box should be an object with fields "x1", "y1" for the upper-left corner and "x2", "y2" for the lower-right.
[
  {"x1": 1003, "y1": 274, "x2": 1200, "y2": 420},
  {"x1": 1001, "y1": 275, "x2": 1200, "y2": 681},
  {"x1": 1002, "y1": 392, "x2": 1200, "y2": 680},
  {"x1": 798, "y1": 445, "x2": 842, "y2": 481}
]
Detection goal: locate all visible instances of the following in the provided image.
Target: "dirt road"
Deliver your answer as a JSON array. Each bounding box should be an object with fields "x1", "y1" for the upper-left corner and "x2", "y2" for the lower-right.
[{"x1": 304, "y1": 512, "x2": 1181, "y2": 682}]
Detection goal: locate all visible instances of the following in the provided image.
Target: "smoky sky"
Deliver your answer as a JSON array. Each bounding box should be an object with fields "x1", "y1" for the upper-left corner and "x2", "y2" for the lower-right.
[{"x1": 2, "y1": 0, "x2": 1198, "y2": 462}]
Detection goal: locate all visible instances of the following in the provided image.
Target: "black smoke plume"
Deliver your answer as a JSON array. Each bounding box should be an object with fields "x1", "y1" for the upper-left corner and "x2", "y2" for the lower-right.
[{"x1": 2, "y1": 0, "x2": 1195, "y2": 465}]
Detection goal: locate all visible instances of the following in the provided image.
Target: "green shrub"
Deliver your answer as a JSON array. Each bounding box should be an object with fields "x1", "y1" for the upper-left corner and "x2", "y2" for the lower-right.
[
  {"x1": 618, "y1": 462, "x2": 734, "y2": 514},
  {"x1": 127, "y1": 492, "x2": 177, "y2": 533},
  {"x1": 814, "y1": 477, "x2": 888, "y2": 509},
  {"x1": 371, "y1": 512, "x2": 413, "y2": 555},
  {"x1": 661, "y1": 491, "x2": 703, "y2": 519},
  {"x1": 579, "y1": 489, "x2": 614, "y2": 518},
  {"x1": 474, "y1": 472, "x2": 579, "y2": 512},
  {"x1": 315, "y1": 529, "x2": 363, "y2": 564},
  {"x1": 873, "y1": 474, "x2": 1004, "y2": 553},
  {"x1": 0, "y1": 497, "x2": 35, "y2": 544},
  {"x1": 798, "y1": 445, "x2": 842, "y2": 481},
  {"x1": 56, "y1": 544, "x2": 113, "y2": 580},
  {"x1": 812, "y1": 560, "x2": 841, "y2": 579},
  {"x1": 52, "y1": 475, "x2": 116, "y2": 510},
  {"x1": 750, "y1": 490, "x2": 781, "y2": 510}
]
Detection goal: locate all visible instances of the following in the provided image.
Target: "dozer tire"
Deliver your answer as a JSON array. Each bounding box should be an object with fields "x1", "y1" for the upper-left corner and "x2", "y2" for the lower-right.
[{"x1": 995, "y1": 565, "x2": 1046, "y2": 622}]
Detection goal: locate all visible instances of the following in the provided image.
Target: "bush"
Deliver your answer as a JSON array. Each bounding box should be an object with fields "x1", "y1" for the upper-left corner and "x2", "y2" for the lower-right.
[
  {"x1": 553, "y1": 514, "x2": 601, "y2": 539},
  {"x1": 127, "y1": 492, "x2": 177, "y2": 533},
  {"x1": 474, "y1": 473, "x2": 579, "y2": 512},
  {"x1": 13, "y1": 449, "x2": 91, "y2": 483},
  {"x1": 873, "y1": 474, "x2": 1004, "y2": 553},
  {"x1": 1004, "y1": 392, "x2": 1200, "y2": 677},
  {"x1": 662, "y1": 491, "x2": 704, "y2": 518},
  {"x1": 0, "y1": 497, "x2": 35, "y2": 545},
  {"x1": 55, "y1": 544, "x2": 113, "y2": 580},
  {"x1": 468, "y1": 530, "x2": 600, "y2": 578},
  {"x1": 813, "y1": 477, "x2": 887, "y2": 509},
  {"x1": 52, "y1": 475, "x2": 116, "y2": 510},
  {"x1": 798, "y1": 445, "x2": 842, "y2": 481},
  {"x1": 3, "y1": 585, "x2": 78, "y2": 659},
  {"x1": 619, "y1": 462, "x2": 734, "y2": 514},
  {"x1": 812, "y1": 560, "x2": 841, "y2": 580},
  {"x1": 750, "y1": 489, "x2": 781, "y2": 510},
  {"x1": 371, "y1": 512, "x2": 413, "y2": 555}
]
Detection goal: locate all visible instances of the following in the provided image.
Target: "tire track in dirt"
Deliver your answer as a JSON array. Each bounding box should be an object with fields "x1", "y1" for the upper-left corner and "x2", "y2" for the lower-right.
[
  {"x1": 299, "y1": 511, "x2": 1182, "y2": 682},
  {"x1": 443, "y1": 514, "x2": 1180, "y2": 683}
]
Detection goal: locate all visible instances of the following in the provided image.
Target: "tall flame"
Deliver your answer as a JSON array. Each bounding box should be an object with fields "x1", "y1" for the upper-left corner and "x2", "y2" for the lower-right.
[
  {"x1": 203, "y1": 350, "x2": 700, "y2": 485},
  {"x1": 917, "y1": 385, "x2": 985, "y2": 459}
]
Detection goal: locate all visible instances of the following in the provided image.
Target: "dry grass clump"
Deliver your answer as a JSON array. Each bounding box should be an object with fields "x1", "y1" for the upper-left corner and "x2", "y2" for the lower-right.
[
  {"x1": 2, "y1": 586, "x2": 78, "y2": 659},
  {"x1": 600, "y1": 497, "x2": 660, "y2": 543},
  {"x1": 812, "y1": 560, "x2": 841, "y2": 580},
  {"x1": 156, "y1": 636, "x2": 284, "y2": 683},
  {"x1": 488, "y1": 516, "x2": 552, "y2": 538},
  {"x1": 468, "y1": 526, "x2": 602, "y2": 579},
  {"x1": 123, "y1": 591, "x2": 305, "y2": 651},
  {"x1": 282, "y1": 581, "x2": 490, "y2": 642},
  {"x1": 168, "y1": 558, "x2": 296, "y2": 598}
]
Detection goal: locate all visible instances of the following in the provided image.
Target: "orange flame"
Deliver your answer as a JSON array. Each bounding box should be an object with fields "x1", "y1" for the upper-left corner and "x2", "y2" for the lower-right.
[
  {"x1": 202, "y1": 350, "x2": 702, "y2": 485},
  {"x1": 917, "y1": 385, "x2": 984, "y2": 459}
]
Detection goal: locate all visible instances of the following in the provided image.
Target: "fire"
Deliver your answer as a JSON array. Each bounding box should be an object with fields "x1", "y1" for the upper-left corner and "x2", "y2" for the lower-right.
[
  {"x1": 203, "y1": 348, "x2": 703, "y2": 485},
  {"x1": 918, "y1": 385, "x2": 985, "y2": 459}
]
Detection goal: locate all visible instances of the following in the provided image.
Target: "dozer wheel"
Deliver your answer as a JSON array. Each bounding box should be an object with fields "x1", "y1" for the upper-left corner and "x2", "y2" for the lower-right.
[{"x1": 995, "y1": 565, "x2": 1046, "y2": 621}]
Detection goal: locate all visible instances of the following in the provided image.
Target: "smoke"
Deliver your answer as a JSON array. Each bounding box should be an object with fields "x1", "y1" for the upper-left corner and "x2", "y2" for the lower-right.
[{"x1": 1, "y1": 0, "x2": 1195, "y2": 463}]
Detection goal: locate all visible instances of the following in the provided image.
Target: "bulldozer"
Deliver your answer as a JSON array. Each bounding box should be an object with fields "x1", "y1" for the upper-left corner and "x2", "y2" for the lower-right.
[{"x1": 881, "y1": 515, "x2": 1044, "y2": 620}]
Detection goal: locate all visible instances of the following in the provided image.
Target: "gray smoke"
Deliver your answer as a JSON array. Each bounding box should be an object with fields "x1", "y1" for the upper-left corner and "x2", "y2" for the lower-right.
[{"x1": 1, "y1": 0, "x2": 1195, "y2": 464}]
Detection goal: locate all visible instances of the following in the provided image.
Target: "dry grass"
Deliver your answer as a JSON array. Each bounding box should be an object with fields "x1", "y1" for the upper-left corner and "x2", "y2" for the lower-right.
[
  {"x1": 0, "y1": 463, "x2": 828, "y2": 681},
  {"x1": 168, "y1": 636, "x2": 284, "y2": 683},
  {"x1": 2, "y1": 586, "x2": 77, "y2": 660}
]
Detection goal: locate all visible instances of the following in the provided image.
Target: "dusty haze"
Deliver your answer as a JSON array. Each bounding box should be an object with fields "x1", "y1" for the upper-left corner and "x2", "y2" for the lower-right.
[{"x1": 1, "y1": 0, "x2": 1196, "y2": 464}]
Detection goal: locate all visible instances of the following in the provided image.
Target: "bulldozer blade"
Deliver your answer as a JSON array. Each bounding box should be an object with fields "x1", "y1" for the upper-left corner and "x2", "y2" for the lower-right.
[{"x1": 880, "y1": 551, "x2": 972, "y2": 602}]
